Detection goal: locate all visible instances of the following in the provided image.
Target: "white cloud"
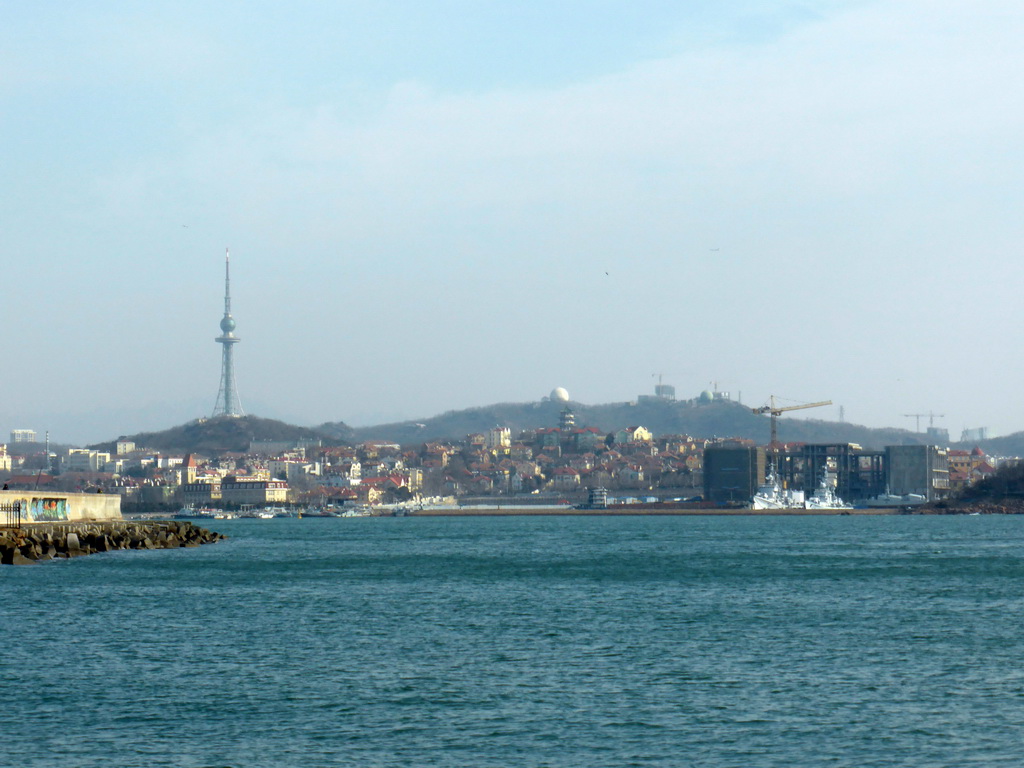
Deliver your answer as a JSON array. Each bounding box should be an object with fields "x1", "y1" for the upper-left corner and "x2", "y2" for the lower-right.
[{"x1": 8, "y1": 0, "x2": 1024, "y2": 439}]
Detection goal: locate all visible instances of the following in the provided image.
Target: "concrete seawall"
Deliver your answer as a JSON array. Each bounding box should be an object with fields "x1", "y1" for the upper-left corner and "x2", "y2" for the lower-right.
[
  {"x1": 0, "y1": 521, "x2": 224, "y2": 565},
  {"x1": 1, "y1": 490, "x2": 122, "y2": 523}
]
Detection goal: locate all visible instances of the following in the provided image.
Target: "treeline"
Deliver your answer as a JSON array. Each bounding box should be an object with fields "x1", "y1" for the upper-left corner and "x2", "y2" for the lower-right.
[{"x1": 959, "y1": 462, "x2": 1024, "y2": 500}]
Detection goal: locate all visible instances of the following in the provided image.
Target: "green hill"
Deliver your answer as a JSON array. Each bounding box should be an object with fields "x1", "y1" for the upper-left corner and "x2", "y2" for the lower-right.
[
  {"x1": 96, "y1": 399, "x2": 1024, "y2": 457},
  {"x1": 92, "y1": 415, "x2": 339, "y2": 455},
  {"x1": 320, "y1": 398, "x2": 925, "y2": 449}
]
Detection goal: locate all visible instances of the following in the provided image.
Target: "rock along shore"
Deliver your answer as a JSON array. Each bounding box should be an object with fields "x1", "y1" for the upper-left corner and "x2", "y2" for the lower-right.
[{"x1": 0, "y1": 521, "x2": 225, "y2": 565}]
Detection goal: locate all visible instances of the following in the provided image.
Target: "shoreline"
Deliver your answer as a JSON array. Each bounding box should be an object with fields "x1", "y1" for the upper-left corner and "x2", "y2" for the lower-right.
[{"x1": 406, "y1": 506, "x2": 902, "y2": 516}]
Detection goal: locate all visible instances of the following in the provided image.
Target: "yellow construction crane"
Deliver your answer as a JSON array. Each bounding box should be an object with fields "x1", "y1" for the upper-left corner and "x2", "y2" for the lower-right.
[{"x1": 752, "y1": 396, "x2": 832, "y2": 456}]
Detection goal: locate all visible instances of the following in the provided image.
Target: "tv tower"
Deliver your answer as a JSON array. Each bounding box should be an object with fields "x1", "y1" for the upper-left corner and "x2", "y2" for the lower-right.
[{"x1": 212, "y1": 248, "x2": 244, "y2": 418}]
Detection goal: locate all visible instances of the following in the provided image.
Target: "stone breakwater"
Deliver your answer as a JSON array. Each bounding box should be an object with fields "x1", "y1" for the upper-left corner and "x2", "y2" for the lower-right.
[{"x1": 0, "y1": 521, "x2": 224, "y2": 565}]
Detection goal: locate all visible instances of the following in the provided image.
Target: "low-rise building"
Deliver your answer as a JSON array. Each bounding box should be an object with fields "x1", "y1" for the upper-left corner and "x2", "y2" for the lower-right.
[
  {"x1": 180, "y1": 480, "x2": 222, "y2": 505},
  {"x1": 573, "y1": 428, "x2": 604, "y2": 452},
  {"x1": 486, "y1": 427, "x2": 511, "y2": 453},
  {"x1": 403, "y1": 467, "x2": 424, "y2": 491},
  {"x1": 551, "y1": 466, "x2": 581, "y2": 492},
  {"x1": 220, "y1": 476, "x2": 289, "y2": 505},
  {"x1": 64, "y1": 449, "x2": 111, "y2": 473},
  {"x1": 615, "y1": 463, "x2": 645, "y2": 488},
  {"x1": 615, "y1": 426, "x2": 652, "y2": 445}
]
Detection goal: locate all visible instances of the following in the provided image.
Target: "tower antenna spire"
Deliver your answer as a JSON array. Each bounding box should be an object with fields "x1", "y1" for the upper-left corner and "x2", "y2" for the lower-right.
[
  {"x1": 224, "y1": 247, "x2": 232, "y2": 315},
  {"x1": 212, "y1": 248, "x2": 244, "y2": 418}
]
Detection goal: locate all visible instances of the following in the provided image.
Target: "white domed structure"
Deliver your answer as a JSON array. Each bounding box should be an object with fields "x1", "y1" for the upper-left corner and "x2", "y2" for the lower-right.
[
  {"x1": 550, "y1": 387, "x2": 570, "y2": 403},
  {"x1": 699, "y1": 390, "x2": 714, "y2": 403}
]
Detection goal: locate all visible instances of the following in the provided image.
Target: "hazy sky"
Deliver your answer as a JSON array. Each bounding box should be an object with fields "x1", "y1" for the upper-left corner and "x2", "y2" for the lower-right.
[{"x1": 3, "y1": 1, "x2": 1022, "y2": 445}]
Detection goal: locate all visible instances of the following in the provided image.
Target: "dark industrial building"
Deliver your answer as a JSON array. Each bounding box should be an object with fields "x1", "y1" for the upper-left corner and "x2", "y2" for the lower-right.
[
  {"x1": 778, "y1": 444, "x2": 887, "y2": 502},
  {"x1": 885, "y1": 445, "x2": 950, "y2": 500},
  {"x1": 704, "y1": 441, "x2": 950, "y2": 506},
  {"x1": 703, "y1": 443, "x2": 767, "y2": 504}
]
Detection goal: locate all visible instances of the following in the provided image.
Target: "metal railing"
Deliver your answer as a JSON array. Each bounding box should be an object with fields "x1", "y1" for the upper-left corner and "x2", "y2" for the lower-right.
[{"x1": 1, "y1": 502, "x2": 21, "y2": 529}]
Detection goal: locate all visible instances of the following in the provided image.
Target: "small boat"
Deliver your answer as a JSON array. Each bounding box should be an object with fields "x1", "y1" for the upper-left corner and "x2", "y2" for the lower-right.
[
  {"x1": 341, "y1": 505, "x2": 373, "y2": 517},
  {"x1": 863, "y1": 488, "x2": 927, "y2": 508},
  {"x1": 175, "y1": 505, "x2": 223, "y2": 519}
]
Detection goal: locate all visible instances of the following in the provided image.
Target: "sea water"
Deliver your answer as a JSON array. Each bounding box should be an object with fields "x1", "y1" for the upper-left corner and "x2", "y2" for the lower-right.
[{"x1": 3, "y1": 514, "x2": 1024, "y2": 767}]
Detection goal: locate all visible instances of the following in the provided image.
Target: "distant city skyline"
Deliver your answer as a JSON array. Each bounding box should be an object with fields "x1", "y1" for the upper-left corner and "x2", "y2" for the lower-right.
[{"x1": 3, "y1": 1, "x2": 1023, "y2": 444}]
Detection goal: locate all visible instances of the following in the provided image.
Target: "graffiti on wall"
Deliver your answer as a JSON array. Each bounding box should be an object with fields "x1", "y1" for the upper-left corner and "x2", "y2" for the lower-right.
[{"x1": 30, "y1": 498, "x2": 68, "y2": 522}]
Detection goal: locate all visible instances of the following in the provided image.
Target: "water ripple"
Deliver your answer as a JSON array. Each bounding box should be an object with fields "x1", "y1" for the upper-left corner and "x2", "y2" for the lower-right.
[{"x1": 3, "y1": 515, "x2": 1024, "y2": 766}]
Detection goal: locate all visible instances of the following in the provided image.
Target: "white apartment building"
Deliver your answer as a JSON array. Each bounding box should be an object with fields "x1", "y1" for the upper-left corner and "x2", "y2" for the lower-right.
[
  {"x1": 486, "y1": 427, "x2": 511, "y2": 452},
  {"x1": 63, "y1": 449, "x2": 112, "y2": 472}
]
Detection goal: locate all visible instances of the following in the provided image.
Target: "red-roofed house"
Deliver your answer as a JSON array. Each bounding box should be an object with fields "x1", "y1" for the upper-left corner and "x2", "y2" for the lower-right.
[{"x1": 551, "y1": 466, "x2": 581, "y2": 492}]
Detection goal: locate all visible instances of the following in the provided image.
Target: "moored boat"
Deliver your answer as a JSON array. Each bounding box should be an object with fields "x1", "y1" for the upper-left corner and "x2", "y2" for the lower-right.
[
  {"x1": 863, "y1": 489, "x2": 927, "y2": 508},
  {"x1": 803, "y1": 471, "x2": 851, "y2": 510},
  {"x1": 751, "y1": 471, "x2": 805, "y2": 509}
]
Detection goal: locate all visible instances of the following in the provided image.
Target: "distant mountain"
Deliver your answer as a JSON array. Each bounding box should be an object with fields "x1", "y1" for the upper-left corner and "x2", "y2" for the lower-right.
[
  {"x1": 320, "y1": 398, "x2": 928, "y2": 450},
  {"x1": 95, "y1": 399, "x2": 1024, "y2": 457},
  {"x1": 92, "y1": 415, "x2": 341, "y2": 455}
]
